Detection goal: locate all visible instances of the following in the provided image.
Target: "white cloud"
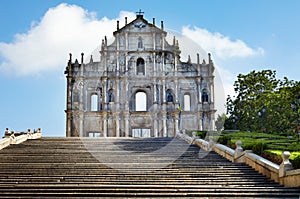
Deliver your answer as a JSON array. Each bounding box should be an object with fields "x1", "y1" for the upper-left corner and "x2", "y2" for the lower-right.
[
  {"x1": 0, "y1": 3, "x2": 255, "y2": 116},
  {"x1": 0, "y1": 3, "x2": 135, "y2": 76},
  {"x1": 181, "y1": 26, "x2": 264, "y2": 59},
  {"x1": 0, "y1": 3, "x2": 263, "y2": 78}
]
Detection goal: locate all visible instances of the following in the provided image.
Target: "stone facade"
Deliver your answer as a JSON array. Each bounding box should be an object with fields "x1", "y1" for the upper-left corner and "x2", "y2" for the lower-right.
[{"x1": 65, "y1": 13, "x2": 216, "y2": 137}]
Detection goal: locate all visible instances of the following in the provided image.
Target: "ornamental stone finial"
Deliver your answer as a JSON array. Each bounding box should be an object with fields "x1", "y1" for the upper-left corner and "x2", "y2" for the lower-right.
[
  {"x1": 234, "y1": 140, "x2": 243, "y2": 157},
  {"x1": 279, "y1": 151, "x2": 293, "y2": 177}
]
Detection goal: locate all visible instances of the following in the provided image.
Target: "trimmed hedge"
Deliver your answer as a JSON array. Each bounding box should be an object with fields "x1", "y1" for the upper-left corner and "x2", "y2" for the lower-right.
[{"x1": 217, "y1": 131, "x2": 300, "y2": 168}]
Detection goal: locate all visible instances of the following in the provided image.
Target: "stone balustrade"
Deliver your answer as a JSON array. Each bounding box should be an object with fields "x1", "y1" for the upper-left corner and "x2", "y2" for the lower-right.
[
  {"x1": 176, "y1": 131, "x2": 300, "y2": 187},
  {"x1": 0, "y1": 128, "x2": 42, "y2": 150}
]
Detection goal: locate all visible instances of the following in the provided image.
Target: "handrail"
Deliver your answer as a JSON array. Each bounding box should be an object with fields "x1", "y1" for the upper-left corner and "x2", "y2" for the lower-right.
[
  {"x1": 0, "y1": 128, "x2": 42, "y2": 150},
  {"x1": 176, "y1": 132, "x2": 300, "y2": 187}
]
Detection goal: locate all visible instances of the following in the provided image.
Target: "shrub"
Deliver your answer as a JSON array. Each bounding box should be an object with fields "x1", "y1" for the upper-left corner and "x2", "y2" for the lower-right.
[
  {"x1": 262, "y1": 151, "x2": 282, "y2": 165},
  {"x1": 195, "y1": 131, "x2": 207, "y2": 139},
  {"x1": 218, "y1": 135, "x2": 231, "y2": 145},
  {"x1": 252, "y1": 142, "x2": 267, "y2": 155},
  {"x1": 291, "y1": 156, "x2": 300, "y2": 169}
]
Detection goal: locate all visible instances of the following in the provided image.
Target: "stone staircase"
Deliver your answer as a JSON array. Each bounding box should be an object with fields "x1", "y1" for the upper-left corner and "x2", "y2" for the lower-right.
[{"x1": 0, "y1": 137, "x2": 299, "y2": 198}]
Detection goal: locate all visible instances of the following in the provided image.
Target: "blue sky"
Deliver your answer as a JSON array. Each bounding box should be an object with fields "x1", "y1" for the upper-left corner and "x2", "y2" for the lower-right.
[{"x1": 0, "y1": 0, "x2": 299, "y2": 136}]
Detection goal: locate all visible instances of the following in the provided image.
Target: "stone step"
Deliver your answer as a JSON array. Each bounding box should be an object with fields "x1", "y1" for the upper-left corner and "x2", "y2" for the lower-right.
[
  {"x1": 0, "y1": 187, "x2": 299, "y2": 198},
  {"x1": 0, "y1": 178, "x2": 277, "y2": 185},
  {"x1": 0, "y1": 137, "x2": 299, "y2": 198}
]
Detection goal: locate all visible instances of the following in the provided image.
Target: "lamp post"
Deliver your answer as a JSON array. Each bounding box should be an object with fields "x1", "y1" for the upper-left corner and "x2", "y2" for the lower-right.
[
  {"x1": 258, "y1": 106, "x2": 266, "y2": 132},
  {"x1": 291, "y1": 95, "x2": 300, "y2": 141}
]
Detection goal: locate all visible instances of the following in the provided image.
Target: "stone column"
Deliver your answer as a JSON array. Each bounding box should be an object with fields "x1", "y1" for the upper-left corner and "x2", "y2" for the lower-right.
[
  {"x1": 103, "y1": 79, "x2": 107, "y2": 110},
  {"x1": 125, "y1": 114, "x2": 129, "y2": 137},
  {"x1": 125, "y1": 33, "x2": 128, "y2": 51},
  {"x1": 154, "y1": 118, "x2": 158, "y2": 137},
  {"x1": 116, "y1": 35, "x2": 119, "y2": 71},
  {"x1": 116, "y1": 78, "x2": 120, "y2": 110},
  {"x1": 162, "y1": 52, "x2": 165, "y2": 72},
  {"x1": 115, "y1": 114, "x2": 120, "y2": 137},
  {"x1": 66, "y1": 113, "x2": 72, "y2": 137},
  {"x1": 153, "y1": 52, "x2": 156, "y2": 74},
  {"x1": 103, "y1": 113, "x2": 107, "y2": 137},
  {"x1": 162, "y1": 33, "x2": 165, "y2": 50},
  {"x1": 79, "y1": 114, "x2": 84, "y2": 137},
  {"x1": 198, "y1": 79, "x2": 202, "y2": 103},
  {"x1": 153, "y1": 83, "x2": 157, "y2": 103},
  {"x1": 199, "y1": 113, "x2": 203, "y2": 131},
  {"x1": 153, "y1": 33, "x2": 156, "y2": 50},
  {"x1": 80, "y1": 53, "x2": 84, "y2": 76},
  {"x1": 162, "y1": 115, "x2": 167, "y2": 137},
  {"x1": 162, "y1": 79, "x2": 166, "y2": 103},
  {"x1": 175, "y1": 54, "x2": 178, "y2": 73},
  {"x1": 174, "y1": 79, "x2": 178, "y2": 103},
  {"x1": 210, "y1": 82, "x2": 214, "y2": 103},
  {"x1": 175, "y1": 116, "x2": 179, "y2": 134}
]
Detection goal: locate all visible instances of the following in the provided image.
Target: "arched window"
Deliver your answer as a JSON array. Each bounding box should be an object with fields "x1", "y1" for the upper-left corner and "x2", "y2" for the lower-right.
[
  {"x1": 202, "y1": 90, "x2": 209, "y2": 103},
  {"x1": 135, "y1": 91, "x2": 147, "y2": 111},
  {"x1": 108, "y1": 90, "x2": 114, "y2": 103},
  {"x1": 184, "y1": 94, "x2": 191, "y2": 111},
  {"x1": 91, "y1": 93, "x2": 98, "y2": 111},
  {"x1": 166, "y1": 90, "x2": 174, "y2": 103},
  {"x1": 136, "y1": 58, "x2": 145, "y2": 75}
]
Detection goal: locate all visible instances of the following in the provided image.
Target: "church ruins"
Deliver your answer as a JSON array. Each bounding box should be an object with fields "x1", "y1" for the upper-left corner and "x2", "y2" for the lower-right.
[{"x1": 64, "y1": 11, "x2": 216, "y2": 137}]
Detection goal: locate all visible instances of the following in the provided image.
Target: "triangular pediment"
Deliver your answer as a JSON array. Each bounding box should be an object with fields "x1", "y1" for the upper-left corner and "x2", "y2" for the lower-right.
[{"x1": 113, "y1": 15, "x2": 166, "y2": 35}]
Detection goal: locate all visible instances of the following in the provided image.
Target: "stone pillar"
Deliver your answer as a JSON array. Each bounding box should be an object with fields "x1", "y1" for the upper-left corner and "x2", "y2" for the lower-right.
[
  {"x1": 125, "y1": 114, "x2": 129, "y2": 137},
  {"x1": 79, "y1": 114, "x2": 84, "y2": 137},
  {"x1": 175, "y1": 116, "x2": 179, "y2": 134},
  {"x1": 198, "y1": 79, "x2": 202, "y2": 103},
  {"x1": 210, "y1": 83, "x2": 214, "y2": 103},
  {"x1": 80, "y1": 53, "x2": 84, "y2": 76},
  {"x1": 125, "y1": 33, "x2": 128, "y2": 51},
  {"x1": 162, "y1": 33, "x2": 165, "y2": 50},
  {"x1": 162, "y1": 79, "x2": 166, "y2": 103},
  {"x1": 199, "y1": 113, "x2": 203, "y2": 131},
  {"x1": 174, "y1": 79, "x2": 178, "y2": 103},
  {"x1": 152, "y1": 33, "x2": 156, "y2": 50},
  {"x1": 66, "y1": 113, "x2": 72, "y2": 137},
  {"x1": 115, "y1": 114, "x2": 119, "y2": 137},
  {"x1": 103, "y1": 113, "x2": 107, "y2": 137},
  {"x1": 154, "y1": 118, "x2": 158, "y2": 137},
  {"x1": 103, "y1": 79, "x2": 107, "y2": 110},
  {"x1": 162, "y1": 52, "x2": 165, "y2": 72},
  {"x1": 162, "y1": 116, "x2": 167, "y2": 137},
  {"x1": 234, "y1": 140, "x2": 243, "y2": 158},
  {"x1": 175, "y1": 54, "x2": 178, "y2": 73},
  {"x1": 153, "y1": 52, "x2": 156, "y2": 74},
  {"x1": 279, "y1": 151, "x2": 293, "y2": 177},
  {"x1": 153, "y1": 84, "x2": 157, "y2": 103},
  {"x1": 116, "y1": 78, "x2": 120, "y2": 110}
]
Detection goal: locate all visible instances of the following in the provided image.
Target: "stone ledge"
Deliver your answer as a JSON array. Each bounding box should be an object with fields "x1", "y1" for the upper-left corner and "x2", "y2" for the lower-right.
[
  {"x1": 176, "y1": 132, "x2": 300, "y2": 187},
  {"x1": 0, "y1": 129, "x2": 42, "y2": 150}
]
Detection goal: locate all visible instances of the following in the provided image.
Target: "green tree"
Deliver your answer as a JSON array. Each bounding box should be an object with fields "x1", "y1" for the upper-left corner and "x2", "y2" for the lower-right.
[{"x1": 225, "y1": 70, "x2": 299, "y2": 134}]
